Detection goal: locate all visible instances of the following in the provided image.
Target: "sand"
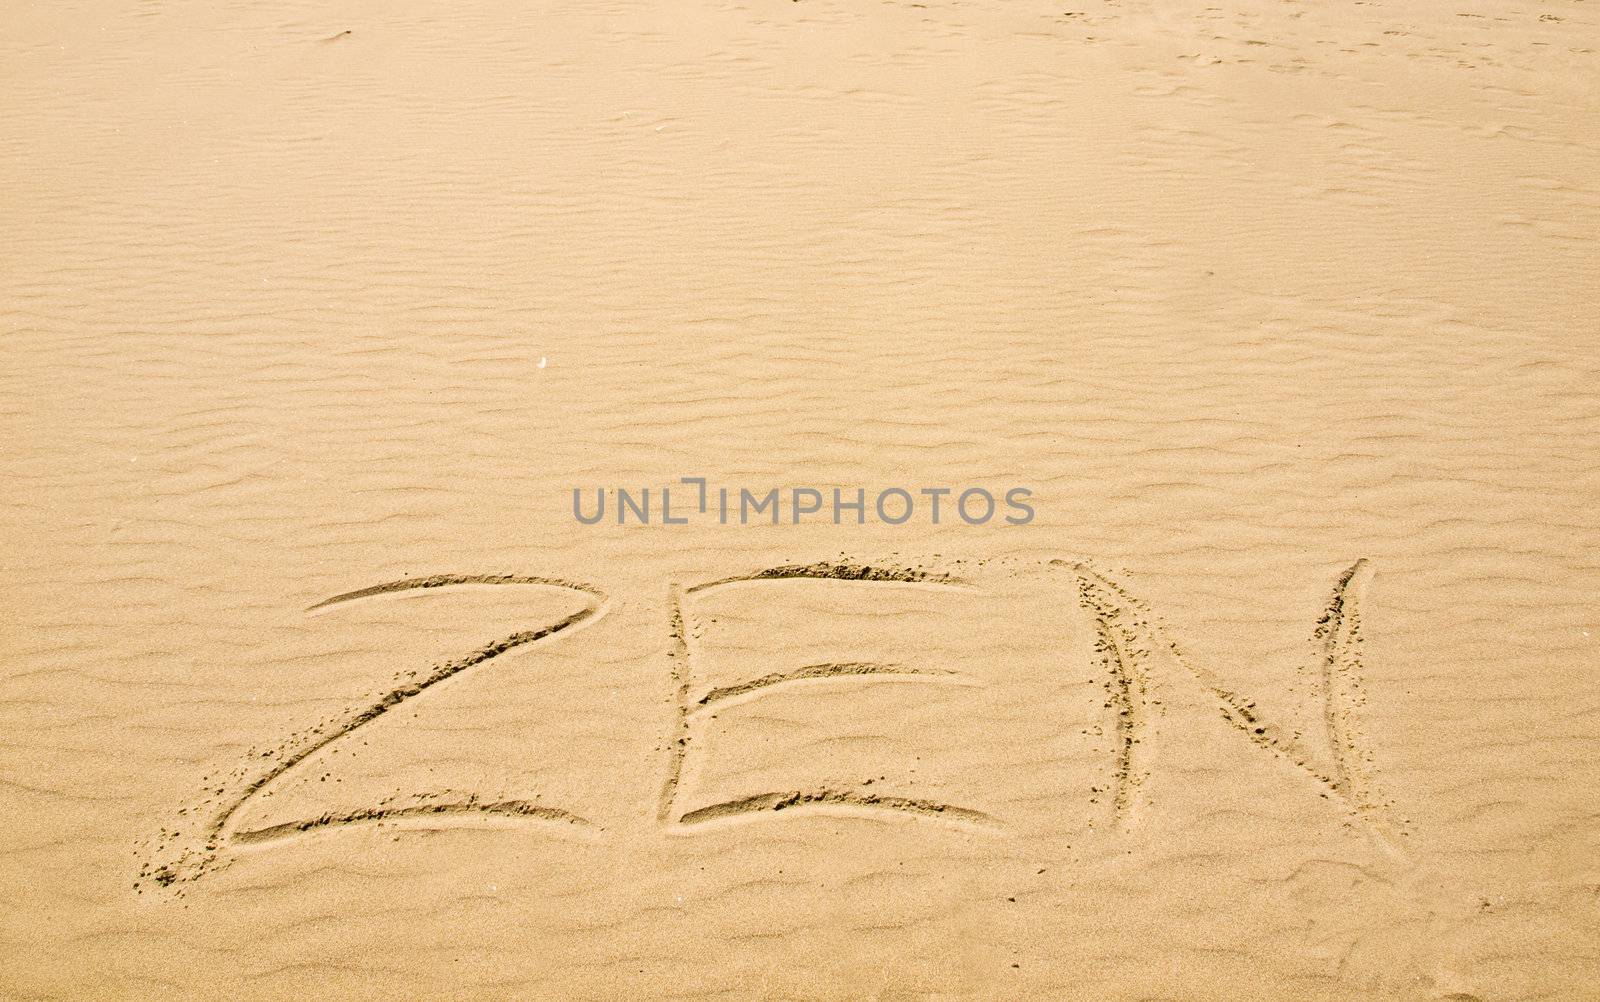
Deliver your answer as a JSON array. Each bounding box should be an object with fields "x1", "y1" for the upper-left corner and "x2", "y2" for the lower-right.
[{"x1": 3, "y1": 0, "x2": 1598, "y2": 998}]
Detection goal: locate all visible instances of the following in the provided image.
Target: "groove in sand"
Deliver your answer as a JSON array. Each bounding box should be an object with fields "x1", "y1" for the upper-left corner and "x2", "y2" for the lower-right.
[
  {"x1": 685, "y1": 560, "x2": 972, "y2": 595},
  {"x1": 693, "y1": 661, "x2": 961, "y2": 711},
  {"x1": 1316, "y1": 558, "x2": 1378, "y2": 811},
  {"x1": 675, "y1": 789, "x2": 1000, "y2": 829},
  {"x1": 232, "y1": 799, "x2": 595, "y2": 846},
  {"x1": 1075, "y1": 574, "x2": 1147, "y2": 822},
  {"x1": 658, "y1": 583, "x2": 692, "y2": 823},
  {"x1": 307, "y1": 573, "x2": 604, "y2": 611}
]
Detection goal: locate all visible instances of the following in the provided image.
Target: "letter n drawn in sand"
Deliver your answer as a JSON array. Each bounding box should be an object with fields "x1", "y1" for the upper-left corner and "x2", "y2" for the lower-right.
[{"x1": 1063, "y1": 558, "x2": 1401, "y2": 851}]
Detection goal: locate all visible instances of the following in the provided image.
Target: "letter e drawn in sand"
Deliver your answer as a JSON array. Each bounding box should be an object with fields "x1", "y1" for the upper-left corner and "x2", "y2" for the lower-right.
[{"x1": 659, "y1": 561, "x2": 1004, "y2": 834}]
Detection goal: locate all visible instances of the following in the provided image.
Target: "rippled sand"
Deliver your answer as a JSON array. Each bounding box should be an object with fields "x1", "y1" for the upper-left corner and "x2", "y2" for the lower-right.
[{"x1": 3, "y1": 0, "x2": 1597, "y2": 998}]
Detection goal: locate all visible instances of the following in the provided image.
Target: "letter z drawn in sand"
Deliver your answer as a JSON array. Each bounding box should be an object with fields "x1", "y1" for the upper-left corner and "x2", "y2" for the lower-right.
[
  {"x1": 659, "y1": 561, "x2": 1003, "y2": 833},
  {"x1": 145, "y1": 574, "x2": 607, "y2": 887}
]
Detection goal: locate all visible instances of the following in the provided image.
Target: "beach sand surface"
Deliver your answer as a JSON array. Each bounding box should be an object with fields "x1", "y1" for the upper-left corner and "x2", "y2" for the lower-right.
[{"x1": 3, "y1": 0, "x2": 1598, "y2": 998}]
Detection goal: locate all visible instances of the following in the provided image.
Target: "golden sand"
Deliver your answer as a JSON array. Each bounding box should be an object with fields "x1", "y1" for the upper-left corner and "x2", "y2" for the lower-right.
[{"x1": 3, "y1": 0, "x2": 1597, "y2": 998}]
